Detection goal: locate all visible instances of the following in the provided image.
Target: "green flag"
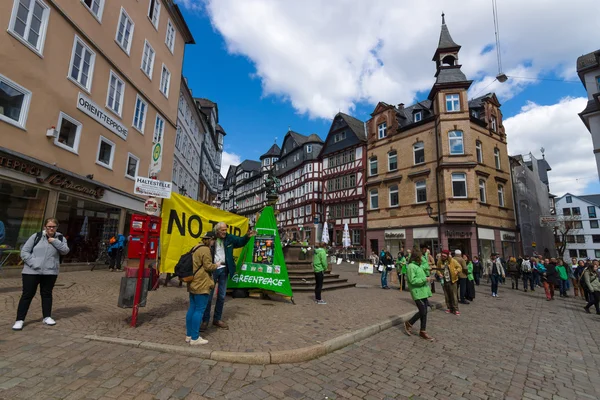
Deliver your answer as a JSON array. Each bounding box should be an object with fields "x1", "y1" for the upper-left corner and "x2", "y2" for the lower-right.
[{"x1": 227, "y1": 206, "x2": 293, "y2": 297}]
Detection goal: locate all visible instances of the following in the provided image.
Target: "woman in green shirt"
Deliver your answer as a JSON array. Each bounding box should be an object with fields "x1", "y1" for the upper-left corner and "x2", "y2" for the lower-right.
[
  {"x1": 464, "y1": 254, "x2": 476, "y2": 301},
  {"x1": 403, "y1": 249, "x2": 434, "y2": 341},
  {"x1": 313, "y1": 242, "x2": 328, "y2": 305},
  {"x1": 555, "y1": 259, "x2": 569, "y2": 298}
]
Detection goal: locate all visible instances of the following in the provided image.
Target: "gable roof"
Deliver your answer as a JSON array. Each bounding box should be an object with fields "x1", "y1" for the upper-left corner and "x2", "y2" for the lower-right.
[
  {"x1": 579, "y1": 195, "x2": 600, "y2": 208},
  {"x1": 260, "y1": 143, "x2": 281, "y2": 159},
  {"x1": 237, "y1": 160, "x2": 261, "y2": 173},
  {"x1": 339, "y1": 112, "x2": 367, "y2": 141}
]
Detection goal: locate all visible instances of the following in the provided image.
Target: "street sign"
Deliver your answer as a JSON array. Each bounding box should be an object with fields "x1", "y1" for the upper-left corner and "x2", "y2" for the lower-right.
[
  {"x1": 144, "y1": 197, "x2": 159, "y2": 215},
  {"x1": 540, "y1": 215, "x2": 559, "y2": 227},
  {"x1": 149, "y1": 133, "x2": 164, "y2": 176},
  {"x1": 134, "y1": 176, "x2": 172, "y2": 198}
]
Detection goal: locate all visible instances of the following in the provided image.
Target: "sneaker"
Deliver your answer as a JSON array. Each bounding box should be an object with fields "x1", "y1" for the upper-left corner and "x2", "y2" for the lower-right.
[
  {"x1": 43, "y1": 317, "x2": 56, "y2": 326},
  {"x1": 445, "y1": 309, "x2": 451, "y2": 314},
  {"x1": 492, "y1": 293, "x2": 496, "y2": 297},
  {"x1": 454, "y1": 311, "x2": 461, "y2": 316},
  {"x1": 12, "y1": 320, "x2": 24, "y2": 331},
  {"x1": 189, "y1": 337, "x2": 208, "y2": 345},
  {"x1": 316, "y1": 300, "x2": 327, "y2": 305},
  {"x1": 495, "y1": 294, "x2": 499, "y2": 298},
  {"x1": 185, "y1": 336, "x2": 191, "y2": 343}
]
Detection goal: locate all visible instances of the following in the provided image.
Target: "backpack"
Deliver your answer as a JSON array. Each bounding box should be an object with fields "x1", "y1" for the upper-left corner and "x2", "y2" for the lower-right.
[
  {"x1": 33, "y1": 232, "x2": 65, "y2": 263},
  {"x1": 174, "y1": 245, "x2": 204, "y2": 283},
  {"x1": 521, "y1": 260, "x2": 532, "y2": 273}
]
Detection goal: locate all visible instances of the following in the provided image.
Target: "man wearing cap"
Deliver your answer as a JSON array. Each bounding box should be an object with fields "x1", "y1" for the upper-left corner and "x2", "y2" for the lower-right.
[
  {"x1": 437, "y1": 250, "x2": 462, "y2": 315},
  {"x1": 201, "y1": 222, "x2": 256, "y2": 331},
  {"x1": 454, "y1": 250, "x2": 469, "y2": 305}
]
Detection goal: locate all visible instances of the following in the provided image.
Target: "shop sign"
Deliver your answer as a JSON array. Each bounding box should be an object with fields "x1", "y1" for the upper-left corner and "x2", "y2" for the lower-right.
[
  {"x1": 77, "y1": 92, "x2": 128, "y2": 140},
  {"x1": 134, "y1": 176, "x2": 172, "y2": 199},
  {"x1": 446, "y1": 230, "x2": 473, "y2": 238},
  {"x1": 36, "y1": 173, "x2": 105, "y2": 198},
  {"x1": 502, "y1": 233, "x2": 516, "y2": 241},
  {"x1": 385, "y1": 233, "x2": 405, "y2": 238},
  {"x1": 0, "y1": 156, "x2": 42, "y2": 177}
]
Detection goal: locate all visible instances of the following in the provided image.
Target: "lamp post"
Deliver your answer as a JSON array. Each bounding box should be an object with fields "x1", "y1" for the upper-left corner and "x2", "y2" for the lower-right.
[
  {"x1": 179, "y1": 185, "x2": 187, "y2": 197},
  {"x1": 426, "y1": 204, "x2": 438, "y2": 221}
]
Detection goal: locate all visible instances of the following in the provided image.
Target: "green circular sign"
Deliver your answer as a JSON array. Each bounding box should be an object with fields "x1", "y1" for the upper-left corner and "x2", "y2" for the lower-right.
[{"x1": 152, "y1": 143, "x2": 161, "y2": 162}]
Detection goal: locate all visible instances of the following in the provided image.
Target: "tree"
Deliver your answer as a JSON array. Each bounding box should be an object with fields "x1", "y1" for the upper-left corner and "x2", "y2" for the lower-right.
[{"x1": 552, "y1": 215, "x2": 582, "y2": 259}]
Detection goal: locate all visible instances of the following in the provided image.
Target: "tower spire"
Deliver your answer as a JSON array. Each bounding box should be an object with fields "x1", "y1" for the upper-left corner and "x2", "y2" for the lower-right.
[{"x1": 441, "y1": 12, "x2": 445, "y2": 25}]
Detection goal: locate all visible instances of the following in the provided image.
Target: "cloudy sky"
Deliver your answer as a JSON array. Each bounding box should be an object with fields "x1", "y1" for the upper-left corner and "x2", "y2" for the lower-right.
[{"x1": 179, "y1": 0, "x2": 599, "y2": 195}]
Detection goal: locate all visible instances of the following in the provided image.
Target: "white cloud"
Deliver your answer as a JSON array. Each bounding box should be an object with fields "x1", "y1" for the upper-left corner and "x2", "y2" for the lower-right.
[
  {"x1": 504, "y1": 97, "x2": 596, "y2": 196},
  {"x1": 198, "y1": 0, "x2": 597, "y2": 119},
  {"x1": 220, "y1": 151, "x2": 241, "y2": 176}
]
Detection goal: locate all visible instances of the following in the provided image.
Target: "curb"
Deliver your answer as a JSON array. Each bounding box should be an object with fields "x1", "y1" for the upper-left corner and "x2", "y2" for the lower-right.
[{"x1": 84, "y1": 300, "x2": 443, "y2": 365}]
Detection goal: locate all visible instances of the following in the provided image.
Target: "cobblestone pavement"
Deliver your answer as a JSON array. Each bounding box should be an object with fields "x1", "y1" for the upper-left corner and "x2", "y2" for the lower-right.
[
  {"x1": 0, "y1": 263, "x2": 424, "y2": 352},
  {"x1": 2, "y1": 273, "x2": 600, "y2": 399}
]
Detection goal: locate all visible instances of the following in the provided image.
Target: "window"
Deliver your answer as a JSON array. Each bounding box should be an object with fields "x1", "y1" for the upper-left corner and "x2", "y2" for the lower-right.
[
  {"x1": 378, "y1": 122, "x2": 387, "y2": 139},
  {"x1": 597, "y1": 250, "x2": 600, "y2": 258},
  {"x1": 448, "y1": 131, "x2": 464, "y2": 155},
  {"x1": 54, "y1": 112, "x2": 82, "y2": 153},
  {"x1": 8, "y1": 0, "x2": 50, "y2": 55},
  {"x1": 451, "y1": 173, "x2": 467, "y2": 198},
  {"x1": 569, "y1": 249, "x2": 578, "y2": 258},
  {"x1": 446, "y1": 94, "x2": 460, "y2": 112},
  {"x1": 148, "y1": 0, "x2": 160, "y2": 29},
  {"x1": 306, "y1": 144, "x2": 312, "y2": 153},
  {"x1": 479, "y1": 179, "x2": 486, "y2": 203},
  {"x1": 576, "y1": 235, "x2": 586, "y2": 244},
  {"x1": 497, "y1": 184, "x2": 505, "y2": 207},
  {"x1": 159, "y1": 64, "x2": 171, "y2": 97},
  {"x1": 389, "y1": 185, "x2": 399, "y2": 207},
  {"x1": 597, "y1": 76, "x2": 600, "y2": 92},
  {"x1": 106, "y1": 71, "x2": 125, "y2": 116},
  {"x1": 115, "y1": 7, "x2": 134, "y2": 54},
  {"x1": 491, "y1": 115, "x2": 497, "y2": 132},
  {"x1": 563, "y1": 208, "x2": 571, "y2": 216},
  {"x1": 0, "y1": 73, "x2": 32, "y2": 129},
  {"x1": 388, "y1": 151, "x2": 397, "y2": 171},
  {"x1": 153, "y1": 114, "x2": 165, "y2": 143},
  {"x1": 591, "y1": 220, "x2": 599, "y2": 229},
  {"x1": 141, "y1": 40, "x2": 155, "y2": 79},
  {"x1": 593, "y1": 235, "x2": 600, "y2": 244},
  {"x1": 132, "y1": 95, "x2": 147, "y2": 133},
  {"x1": 494, "y1": 148, "x2": 501, "y2": 169},
  {"x1": 572, "y1": 207, "x2": 581, "y2": 216},
  {"x1": 369, "y1": 158, "x2": 378, "y2": 176},
  {"x1": 334, "y1": 131, "x2": 346, "y2": 143},
  {"x1": 68, "y1": 36, "x2": 95, "y2": 92},
  {"x1": 416, "y1": 180, "x2": 427, "y2": 203},
  {"x1": 96, "y1": 136, "x2": 115, "y2": 169},
  {"x1": 413, "y1": 142, "x2": 425, "y2": 164},
  {"x1": 573, "y1": 221, "x2": 583, "y2": 229},
  {"x1": 82, "y1": 0, "x2": 104, "y2": 21},
  {"x1": 352, "y1": 229, "x2": 361, "y2": 245},
  {"x1": 588, "y1": 206, "x2": 596, "y2": 218},
  {"x1": 125, "y1": 153, "x2": 139, "y2": 179},
  {"x1": 566, "y1": 195, "x2": 572, "y2": 203},
  {"x1": 414, "y1": 111, "x2": 422, "y2": 123},
  {"x1": 579, "y1": 249, "x2": 588, "y2": 258},
  {"x1": 370, "y1": 190, "x2": 379, "y2": 209},
  {"x1": 566, "y1": 235, "x2": 575, "y2": 243},
  {"x1": 476, "y1": 140, "x2": 483, "y2": 163},
  {"x1": 164, "y1": 19, "x2": 176, "y2": 53}
]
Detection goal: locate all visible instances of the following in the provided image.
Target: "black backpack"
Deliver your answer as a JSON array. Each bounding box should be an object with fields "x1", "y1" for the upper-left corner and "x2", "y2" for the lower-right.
[
  {"x1": 174, "y1": 245, "x2": 203, "y2": 283},
  {"x1": 33, "y1": 232, "x2": 65, "y2": 263}
]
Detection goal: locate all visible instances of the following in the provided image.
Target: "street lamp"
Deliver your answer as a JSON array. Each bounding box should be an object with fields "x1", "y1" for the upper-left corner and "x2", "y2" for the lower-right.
[
  {"x1": 426, "y1": 204, "x2": 438, "y2": 221},
  {"x1": 179, "y1": 185, "x2": 187, "y2": 197}
]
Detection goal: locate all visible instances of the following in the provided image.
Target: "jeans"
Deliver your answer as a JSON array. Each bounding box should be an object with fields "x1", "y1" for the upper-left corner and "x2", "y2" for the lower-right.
[
  {"x1": 458, "y1": 278, "x2": 467, "y2": 302},
  {"x1": 203, "y1": 268, "x2": 228, "y2": 323},
  {"x1": 314, "y1": 271, "x2": 324, "y2": 300},
  {"x1": 523, "y1": 273, "x2": 534, "y2": 290},
  {"x1": 559, "y1": 279, "x2": 568, "y2": 296},
  {"x1": 186, "y1": 293, "x2": 209, "y2": 340},
  {"x1": 109, "y1": 247, "x2": 124, "y2": 269},
  {"x1": 408, "y1": 299, "x2": 429, "y2": 331},
  {"x1": 490, "y1": 274, "x2": 500, "y2": 295},
  {"x1": 585, "y1": 291, "x2": 600, "y2": 313},
  {"x1": 474, "y1": 272, "x2": 481, "y2": 285},
  {"x1": 443, "y1": 282, "x2": 459, "y2": 313},
  {"x1": 381, "y1": 268, "x2": 388, "y2": 288},
  {"x1": 533, "y1": 270, "x2": 541, "y2": 287},
  {"x1": 16, "y1": 274, "x2": 58, "y2": 321}
]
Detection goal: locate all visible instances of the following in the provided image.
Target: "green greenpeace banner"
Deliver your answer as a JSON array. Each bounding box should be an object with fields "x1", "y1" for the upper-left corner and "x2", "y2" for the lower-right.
[{"x1": 227, "y1": 206, "x2": 293, "y2": 297}]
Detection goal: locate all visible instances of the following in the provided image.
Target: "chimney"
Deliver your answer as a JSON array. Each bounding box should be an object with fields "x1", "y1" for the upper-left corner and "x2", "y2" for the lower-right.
[{"x1": 397, "y1": 103, "x2": 404, "y2": 109}]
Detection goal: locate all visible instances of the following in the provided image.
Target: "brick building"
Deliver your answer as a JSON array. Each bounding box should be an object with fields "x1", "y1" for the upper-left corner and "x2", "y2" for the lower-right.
[{"x1": 365, "y1": 15, "x2": 517, "y2": 260}]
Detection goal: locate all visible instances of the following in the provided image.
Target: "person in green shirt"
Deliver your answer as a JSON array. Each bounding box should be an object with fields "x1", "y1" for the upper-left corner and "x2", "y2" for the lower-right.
[
  {"x1": 396, "y1": 249, "x2": 408, "y2": 291},
  {"x1": 555, "y1": 259, "x2": 569, "y2": 298},
  {"x1": 403, "y1": 249, "x2": 434, "y2": 341},
  {"x1": 464, "y1": 254, "x2": 476, "y2": 301},
  {"x1": 313, "y1": 242, "x2": 328, "y2": 305}
]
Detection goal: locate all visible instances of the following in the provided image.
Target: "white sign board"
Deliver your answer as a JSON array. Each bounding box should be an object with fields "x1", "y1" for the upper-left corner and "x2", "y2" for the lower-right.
[
  {"x1": 77, "y1": 92, "x2": 128, "y2": 140},
  {"x1": 358, "y1": 263, "x2": 374, "y2": 274},
  {"x1": 134, "y1": 176, "x2": 172, "y2": 198},
  {"x1": 149, "y1": 140, "x2": 163, "y2": 176},
  {"x1": 540, "y1": 215, "x2": 559, "y2": 227}
]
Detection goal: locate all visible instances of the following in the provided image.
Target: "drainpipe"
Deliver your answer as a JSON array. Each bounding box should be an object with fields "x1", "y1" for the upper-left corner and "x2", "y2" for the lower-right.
[{"x1": 434, "y1": 114, "x2": 443, "y2": 252}]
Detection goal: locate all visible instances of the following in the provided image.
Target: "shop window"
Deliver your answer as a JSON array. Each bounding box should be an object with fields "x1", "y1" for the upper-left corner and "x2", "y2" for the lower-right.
[
  {"x1": 96, "y1": 136, "x2": 115, "y2": 169},
  {"x1": 0, "y1": 73, "x2": 32, "y2": 129},
  {"x1": 54, "y1": 112, "x2": 82, "y2": 153},
  {"x1": 115, "y1": 7, "x2": 134, "y2": 54},
  {"x1": 388, "y1": 151, "x2": 397, "y2": 171},
  {"x1": 82, "y1": 0, "x2": 104, "y2": 20},
  {"x1": 449, "y1": 131, "x2": 464, "y2": 155},
  {"x1": 148, "y1": 0, "x2": 161, "y2": 29},
  {"x1": 68, "y1": 36, "x2": 95, "y2": 92},
  {"x1": 106, "y1": 71, "x2": 125, "y2": 116},
  {"x1": 451, "y1": 173, "x2": 467, "y2": 198},
  {"x1": 165, "y1": 19, "x2": 175, "y2": 53},
  {"x1": 588, "y1": 206, "x2": 596, "y2": 218},
  {"x1": 141, "y1": 40, "x2": 155, "y2": 79},
  {"x1": 8, "y1": 0, "x2": 50, "y2": 55},
  {"x1": 416, "y1": 180, "x2": 427, "y2": 203},
  {"x1": 159, "y1": 64, "x2": 171, "y2": 98},
  {"x1": 389, "y1": 185, "x2": 399, "y2": 207},
  {"x1": 413, "y1": 142, "x2": 425, "y2": 164},
  {"x1": 0, "y1": 179, "x2": 49, "y2": 261},
  {"x1": 125, "y1": 153, "x2": 139, "y2": 179}
]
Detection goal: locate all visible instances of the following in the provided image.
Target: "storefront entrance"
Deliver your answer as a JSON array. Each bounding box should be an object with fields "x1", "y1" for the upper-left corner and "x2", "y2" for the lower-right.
[{"x1": 448, "y1": 238, "x2": 470, "y2": 255}]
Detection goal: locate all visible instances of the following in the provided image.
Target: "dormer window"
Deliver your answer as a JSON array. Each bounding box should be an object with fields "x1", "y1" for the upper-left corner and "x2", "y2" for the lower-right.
[
  {"x1": 491, "y1": 115, "x2": 497, "y2": 132},
  {"x1": 334, "y1": 131, "x2": 346, "y2": 143},
  {"x1": 378, "y1": 122, "x2": 387, "y2": 139},
  {"x1": 414, "y1": 111, "x2": 422, "y2": 123},
  {"x1": 306, "y1": 144, "x2": 312, "y2": 153},
  {"x1": 471, "y1": 109, "x2": 478, "y2": 118},
  {"x1": 264, "y1": 158, "x2": 271, "y2": 166}
]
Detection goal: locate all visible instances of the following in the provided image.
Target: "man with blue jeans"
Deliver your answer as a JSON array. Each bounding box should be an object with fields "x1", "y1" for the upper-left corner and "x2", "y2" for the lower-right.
[{"x1": 201, "y1": 222, "x2": 255, "y2": 331}]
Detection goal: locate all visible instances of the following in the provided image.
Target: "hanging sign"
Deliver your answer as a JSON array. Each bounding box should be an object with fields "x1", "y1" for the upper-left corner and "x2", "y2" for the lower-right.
[{"x1": 134, "y1": 176, "x2": 172, "y2": 198}]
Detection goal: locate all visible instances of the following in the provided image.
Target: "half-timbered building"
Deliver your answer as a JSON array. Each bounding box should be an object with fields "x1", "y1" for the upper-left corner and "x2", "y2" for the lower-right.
[
  {"x1": 275, "y1": 131, "x2": 324, "y2": 244},
  {"x1": 320, "y1": 113, "x2": 368, "y2": 250}
]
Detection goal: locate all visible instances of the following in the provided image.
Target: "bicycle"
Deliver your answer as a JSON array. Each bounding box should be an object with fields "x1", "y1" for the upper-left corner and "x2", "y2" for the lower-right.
[{"x1": 90, "y1": 242, "x2": 111, "y2": 271}]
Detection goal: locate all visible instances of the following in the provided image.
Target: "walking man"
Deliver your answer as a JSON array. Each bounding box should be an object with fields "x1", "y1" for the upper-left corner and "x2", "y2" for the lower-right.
[
  {"x1": 201, "y1": 222, "x2": 256, "y2": 331},
  {"x1": 437, "y1": 250, "x2": 461, "y2": 315},
  {"x1": 455, "y1": 250, "x2": 469, "y2": 305}
]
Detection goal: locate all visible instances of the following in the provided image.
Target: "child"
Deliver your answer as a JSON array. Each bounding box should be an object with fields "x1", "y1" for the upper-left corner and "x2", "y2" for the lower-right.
[{"x1": 555, "y1": 259, "x2": 569, "y2": 298}]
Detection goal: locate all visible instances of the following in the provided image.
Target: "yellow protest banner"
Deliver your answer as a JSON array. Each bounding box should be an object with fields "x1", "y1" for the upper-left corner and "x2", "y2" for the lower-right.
[{"x1": 159, "y1": 193, "x2": 249, "y2": 273}]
